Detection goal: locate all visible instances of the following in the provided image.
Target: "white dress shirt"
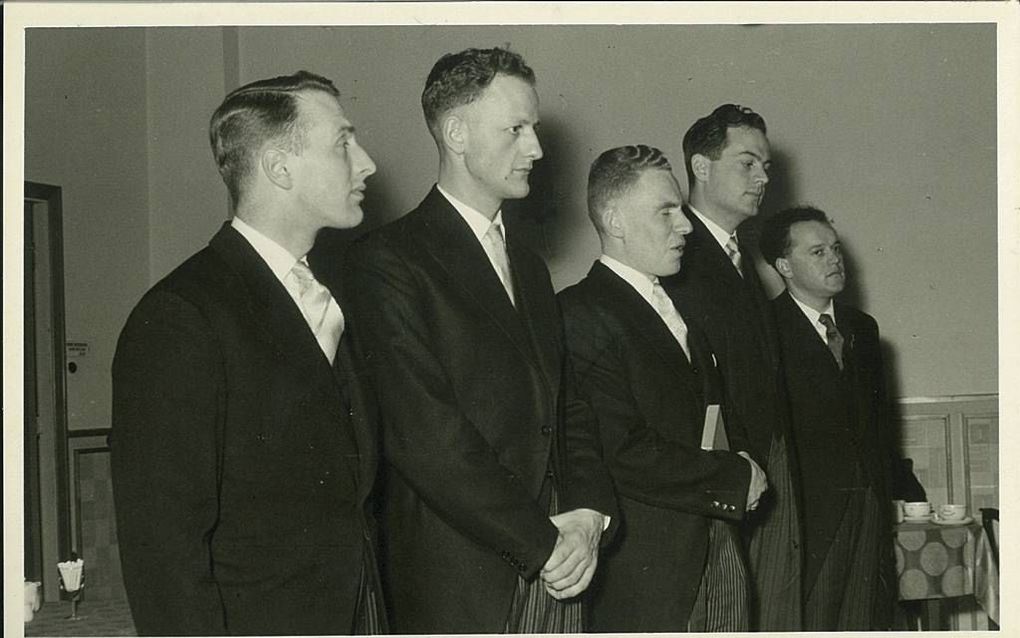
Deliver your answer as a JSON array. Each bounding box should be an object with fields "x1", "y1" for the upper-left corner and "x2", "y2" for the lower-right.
[
  {"x1": 231, "y1": 216, "x2": 344, "y2": 336},
  {"x1": 788, "y1": 292, "x2": 837, "y2": 344},
  {"x1": 599, "y1": 254, "x2": 691, "y2": 360},
  {"x1": 437, "y1": 184, "x2": 513, "y2": 293},
  {"x1": 688, "y1": 205, "x2": 738, "y2": 253}
]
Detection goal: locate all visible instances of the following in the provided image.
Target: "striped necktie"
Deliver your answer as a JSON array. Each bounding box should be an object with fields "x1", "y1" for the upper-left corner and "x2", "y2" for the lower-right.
[{"x1": 724, "y1": 234, "x2": 744, "y2": 278}]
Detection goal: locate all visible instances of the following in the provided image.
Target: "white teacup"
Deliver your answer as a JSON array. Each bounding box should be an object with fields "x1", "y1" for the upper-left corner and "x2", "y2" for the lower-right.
[
  {"x1": 904, "y1": 501, "x2": 931, "y2": 518},
  {"x1": 938, "y1": 503, "x2": 967, "y2": 521}
]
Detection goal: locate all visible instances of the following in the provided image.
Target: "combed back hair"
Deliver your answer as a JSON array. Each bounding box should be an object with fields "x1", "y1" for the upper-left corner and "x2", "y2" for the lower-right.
[
  {"x1": 682, "y1": 104, "x2": 767, "y2": 186},
  {"x1": 759, "y1": 205, "x2": 832, "y2": 266},
  {"x1": 421, "y1": 47, "x2": 535, "y2": 140},
  {"x1": 587, "y1": 145, "x2": 672, "y2": 234},
  {"x1": 209, "y1": 70, "x2": 340, "y2": 207}
]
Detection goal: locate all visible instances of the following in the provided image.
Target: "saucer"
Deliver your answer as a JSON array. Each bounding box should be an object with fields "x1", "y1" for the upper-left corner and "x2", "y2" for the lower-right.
[
  {"x1": 903, "y1": 515, "x2": 932, "y2": 523},
  {"x1": 933, "y1": 515, "x2": 974, "y2": 526}
]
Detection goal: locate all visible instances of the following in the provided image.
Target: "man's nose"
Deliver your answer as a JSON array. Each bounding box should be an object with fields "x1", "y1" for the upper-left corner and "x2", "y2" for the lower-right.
[
  {"x1": 356, "y1": 143, "x2": 377, "y2": 177},
  {"x1": 523, "y1": 129, "x2": 543, "y2": 160},
  {"x1": 676, "y1": 209, "x2": 693, "y2": 234}
]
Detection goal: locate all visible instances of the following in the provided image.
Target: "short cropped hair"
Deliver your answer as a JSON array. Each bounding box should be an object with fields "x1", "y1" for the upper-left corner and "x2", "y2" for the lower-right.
[
  {"x1": 587, "y1": 145, "x2": 673, "y2": 234},
  {"x1": 682, "y1": 104, "x2": 767, "y2": 186},
  {"x1": 421, "y1": 47, "x2": 535, "y2": 140},
  {"x1": 209, "y1": 70, "x2": 340, "y2": 206},
  {"x1": 759, "y1": 205, "x2": 832, "y2": 266}
]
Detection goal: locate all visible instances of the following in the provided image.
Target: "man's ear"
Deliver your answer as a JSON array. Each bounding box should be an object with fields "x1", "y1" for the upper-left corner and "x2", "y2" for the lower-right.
[
  {"x1": 690, "y1": 153, "x2": 711, "y2": 184},
  {"x1": 604, "y1": 204, "x2": 625, "y2": 239},
  {"x1": 261, "y1": 147, "x2": 292, "y2": 190},
  {"x1": 774, "y1": 256, "x2": 793, "y2": 280},
  {"x1": 441, "y1": 112, "x2": 467, "y2": 156}
]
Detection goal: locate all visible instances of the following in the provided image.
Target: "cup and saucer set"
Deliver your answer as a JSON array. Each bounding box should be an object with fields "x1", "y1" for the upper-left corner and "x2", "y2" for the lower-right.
[{"x1": 899, "y1": 501, "x2": 973, "y2": 526}]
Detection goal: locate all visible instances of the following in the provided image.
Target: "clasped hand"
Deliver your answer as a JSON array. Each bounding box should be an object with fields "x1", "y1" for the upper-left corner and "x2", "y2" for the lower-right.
[{"x1": 540, "y1": 508, "x2": 605, "y2": 599}]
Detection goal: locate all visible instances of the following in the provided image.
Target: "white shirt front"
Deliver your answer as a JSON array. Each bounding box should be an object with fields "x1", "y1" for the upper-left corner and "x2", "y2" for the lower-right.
[
  {"x1": 599, "y1": 254, "x2": 691, "y2": 360},
  {"x1": 437, "y1": 184, "x2": 509, "y2": 272},
  {"x1": 599, "y1": 254, "x2": 658, "y2": 308},
  {"x1": 688, "y1": 205, "x2": 738, "y2": 254},
  {"x1": 231, "y1": 216, "x2": 344, "y2": 334},
  {"x1": 789, "y1": 292, "x2": 836, "y2": 344}
]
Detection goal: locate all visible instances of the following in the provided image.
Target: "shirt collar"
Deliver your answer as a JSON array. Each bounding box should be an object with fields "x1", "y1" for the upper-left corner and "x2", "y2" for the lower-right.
[
  {"x1": 437, "y1": 184, "x2": 505, "y2": 243},
  {"x1": 790, "y1": 291, "x2": 836, "y2": 329},
  {"x1": 230, "y1": 216, "x2": 303, "y2": 283},
  {"x1": 599, "y1": 254, "x2": 658, "y2": 306},
  {"x1": 688, "y1": 205, "x2": 737, "y2": 252}
]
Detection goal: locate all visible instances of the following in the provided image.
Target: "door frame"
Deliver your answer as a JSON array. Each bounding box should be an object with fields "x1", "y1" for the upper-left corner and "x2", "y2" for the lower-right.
[{"x1": 24, "y1": 181, "x2": 72, "y2": 596}]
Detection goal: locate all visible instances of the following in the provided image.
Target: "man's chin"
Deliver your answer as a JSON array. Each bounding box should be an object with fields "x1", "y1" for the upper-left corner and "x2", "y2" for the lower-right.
[{"x1": 328, "y1": 206, "x2": 364, "y2": 230}]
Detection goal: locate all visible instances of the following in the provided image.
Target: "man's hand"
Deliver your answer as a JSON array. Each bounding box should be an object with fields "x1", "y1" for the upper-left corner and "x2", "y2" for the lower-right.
[
  {"x1": 540, "y1": 508, "x2": 606, "y2": 599},
  {"x1": 738, "y1": 451, "x2": 768, "y2": 512}
]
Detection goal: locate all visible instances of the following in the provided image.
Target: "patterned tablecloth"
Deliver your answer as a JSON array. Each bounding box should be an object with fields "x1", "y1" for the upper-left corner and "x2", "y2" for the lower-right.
[{"x1": 895, "y1": 519, "x2": 980, "y2": 601}]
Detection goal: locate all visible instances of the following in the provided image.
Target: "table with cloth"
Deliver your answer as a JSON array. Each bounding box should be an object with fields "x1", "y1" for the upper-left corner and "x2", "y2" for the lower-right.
[{"x1": 895, "y1": 519, "x2": 998, "y2": 629}]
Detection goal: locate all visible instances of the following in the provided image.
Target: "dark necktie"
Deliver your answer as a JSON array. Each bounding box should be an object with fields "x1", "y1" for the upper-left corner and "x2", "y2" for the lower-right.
[{"x1": 818, "y1": 313, "x2": 844, "y2": 370}]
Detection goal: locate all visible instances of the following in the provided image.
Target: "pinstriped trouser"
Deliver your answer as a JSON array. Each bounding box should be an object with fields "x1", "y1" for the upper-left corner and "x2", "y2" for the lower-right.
[
  {"x1": 747, "y1": 435, "x2": 804, "y2": 631},
  {"x1": 804, "y1": 486, "x2": 886, "y2": 630},
  {"x1": 504, "y1": 488, "x2": 585, "y2": 633},
  {"x1": 687, "y1": 519, "x2": 752, "y2": 631}
]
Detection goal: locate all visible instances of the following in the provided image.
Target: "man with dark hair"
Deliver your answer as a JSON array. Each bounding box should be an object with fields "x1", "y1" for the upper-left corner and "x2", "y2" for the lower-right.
[
  {"x1": 760, "y1": 206, "x2": 895, "y2": 630},
  {"x1": 560, "y1": 145, "x2": 767, "y2": 632},
  {"x1": 661, "y1": 104, "x2": 804, "y2": 630},
  {"x1": 345, "y1": 47, "x2": 616, "y2": 633},
  {"x1": 111, "y1": 70, "x2": 383, "y2": 635}
]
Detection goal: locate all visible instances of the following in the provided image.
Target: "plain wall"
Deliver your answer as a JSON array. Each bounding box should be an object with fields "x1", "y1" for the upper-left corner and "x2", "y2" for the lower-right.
[
  {"x1": 24, "y1": 23, "x2": 998, "y2": 420},
  {"x1": 25, "y1": 28, "x2": 151, "y2": 431},
  {"x1": 235, "y1": 23, "x2": 998, "y2": 399},
  {"x1": 145, "y1": 27, "x2": 232, "y2": 282}
]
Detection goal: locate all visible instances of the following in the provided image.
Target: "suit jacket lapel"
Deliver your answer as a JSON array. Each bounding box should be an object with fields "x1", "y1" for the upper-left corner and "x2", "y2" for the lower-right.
[
  {"x1": 418, "y1": 187, "x2": 538, "y2": 369},
  {"x1": 507, "y1": 234, "x2": 560, "y2": 394},
  {"x1": 591, "y1": 262, "x2": 693, "y2": 376},
  {"x1": 210, "y1": 223, "x2": 339, "y2": 387},
  {"x1": 335, "y1": 332, "x2": 378, "y2": 497}
]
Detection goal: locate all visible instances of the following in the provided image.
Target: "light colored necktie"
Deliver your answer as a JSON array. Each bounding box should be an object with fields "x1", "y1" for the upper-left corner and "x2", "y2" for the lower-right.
[
  {"x1": 288, "y1": 260, "x2": 344, "y2": 363},
  {"x1": 481, "y1": 220, "x2": 515, "y2": 306},
  {"x1": 724, "y1": 233, "x2": 744, "y2": 278},
  {"x1": 818, "y1": 313, "x2": 845, "y2": 370},
  {"x1": 651, "y1": 281, "x2": 691, "y2": 361}
]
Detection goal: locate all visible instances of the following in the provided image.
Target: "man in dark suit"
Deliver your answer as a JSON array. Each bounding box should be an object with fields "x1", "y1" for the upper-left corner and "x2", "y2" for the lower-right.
[
  {"x1": 759, "y1": 206, "x2": 895, "y2": 630},
  {"x1": 344, "y1": 47, "x2": 616, "y2": 634},
  {"x1": 660, "y1": 104, "x2": 803, "y2": 630},
  {"x1": 110, "y1": 71, "x2": 384, "y2": 635},
  {"x1": 559, "y1": 145, "x2": 768, "y2": 632}
]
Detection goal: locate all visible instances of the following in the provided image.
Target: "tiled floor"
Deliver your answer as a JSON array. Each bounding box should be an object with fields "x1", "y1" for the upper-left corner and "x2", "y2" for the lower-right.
[{"x1": 24, "y1": 598, "x2": 136, "y2": 637}]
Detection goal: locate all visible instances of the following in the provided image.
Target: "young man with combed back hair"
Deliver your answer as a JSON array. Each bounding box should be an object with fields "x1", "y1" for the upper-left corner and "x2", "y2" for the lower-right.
[
  {"x1": 345, "y1": 47, "x2": 616, "y2": 633},
  {"x1": 660, "y1": 104, "x2": 804, "y2": 630},
  {"x1": 560, "y1": 145, "x2": 766, "y2": 631},
  {"x1": 111, "y1": 70, "x2": 383, "y2": 635}
]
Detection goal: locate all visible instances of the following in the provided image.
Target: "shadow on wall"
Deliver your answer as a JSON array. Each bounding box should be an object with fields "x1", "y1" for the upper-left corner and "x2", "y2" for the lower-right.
[
  {"x1": 308, "y1": 166, "x2": 408, "y2": 277},
  {"x1": 505, "y1": 114, "x2": 576, "y2": 265}
]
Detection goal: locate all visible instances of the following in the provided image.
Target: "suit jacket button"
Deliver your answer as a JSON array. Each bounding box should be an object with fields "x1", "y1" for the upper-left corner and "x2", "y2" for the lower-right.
[{"x1": 541, "y1": 426, "x2": 552, "y2": 435}]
